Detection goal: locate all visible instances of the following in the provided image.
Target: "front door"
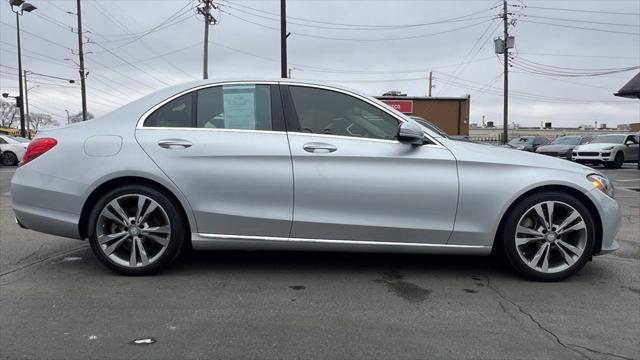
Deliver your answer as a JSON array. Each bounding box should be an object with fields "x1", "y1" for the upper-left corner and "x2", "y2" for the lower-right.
[
  {"x1": 135, "y1": 83, "x2": 293, "y2": 237},
  {"x1": 282, "y1": 84, "x2": 458, "y2": 244}
]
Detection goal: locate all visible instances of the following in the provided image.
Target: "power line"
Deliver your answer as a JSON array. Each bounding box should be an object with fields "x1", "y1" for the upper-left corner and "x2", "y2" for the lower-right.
[
  {"x1": 509, "y1": 57, "x2": 639, "y2": 77},
  {"x1": 220, "y1": 0, "x2": 500, "y2": 29},
  {"x1": 0, "y1": 20, "x2": 72, "y2": 50},
  {"x1": 88, "y1": 3, "x2": 195, "y2": 51},
  {"x1": 86, "y1": 1, "x2": 194, "y2": 79},
  {"x1": 219, "y1": 1, "x2": 497, "y2": 31},
  {"x1": 435, "y1": 19, "x2": 500, "y2": 96},
  {"x1": 90, "y1": 42, "x2": 171, "y2": 87},
  {"x1": 515, "y1": 57, "x2": 638, "y2": 72},
  {"x1": 517, "y1": 52, "x2": 639, "y2": 60},
  {"x1": 220, "y1": 9, "x2": 494, "y2": 41},
  {"x1": 519, "y1": 19, "x2": 640, "y2": 36},
  {"x1": 524, "y1": 14, "x2": 640, "y2": 28},
  {"x1": 525, "y1": 5, "x2": 640, "y2": 17}
]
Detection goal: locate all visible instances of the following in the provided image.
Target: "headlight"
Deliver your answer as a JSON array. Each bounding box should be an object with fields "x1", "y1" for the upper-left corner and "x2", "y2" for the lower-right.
[
  {"x1": 602, "y1": 146, "x2": 614, "y2": 151},
  {"x1": 588, "y1": 174, "x2": 614, "y2": 198}
]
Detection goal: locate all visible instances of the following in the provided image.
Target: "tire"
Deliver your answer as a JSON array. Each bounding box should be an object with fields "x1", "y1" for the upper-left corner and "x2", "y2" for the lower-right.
[
  {"x1": 604, "y1": 152, "x2": 623, "y2": 169},
  {"x1": 1, "y1": 151, "x2": 18, "y2": 166},
  {"x1": 87, "y1": 185, "x2": 187, "y2": 275},
  {"x1": 501, "y1": 191, "x2": 595, "y2": 281}
]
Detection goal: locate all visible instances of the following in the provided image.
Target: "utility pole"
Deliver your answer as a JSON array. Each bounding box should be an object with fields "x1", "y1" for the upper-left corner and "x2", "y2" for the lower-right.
[
  {"x1": 15, "y1": 11, "x2": 26, "y2": 137},
  {"x1": 198, "y1": 0, "x2": 217, "y2": 80},
  {"x1": 288, "y1": 68, "x2": 292, "y2": 79},
  {"x1": 75, "y1": 0, "x2": 87, "y2": 121},
  {"x1": 23, "y1": 70, "x2": 31, "y2": 138},
  {"x1": 428, "y1": 71, "x2": 434, "y2": 97},
  {"x1": 502, "y1": 0, "x2": 509, "y2": 144},
  {"x1": 281, "y1": 0, "x2": 287, "y2": 78}
]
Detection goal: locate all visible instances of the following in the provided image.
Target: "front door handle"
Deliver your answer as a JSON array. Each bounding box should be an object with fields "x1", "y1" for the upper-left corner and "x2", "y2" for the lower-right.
[
  {"x1": 303, "y1": 142, "x2": 337, "y2": 153},
  {"x1": 158, "y1": 139, "x2": 192, "y2": 149}
]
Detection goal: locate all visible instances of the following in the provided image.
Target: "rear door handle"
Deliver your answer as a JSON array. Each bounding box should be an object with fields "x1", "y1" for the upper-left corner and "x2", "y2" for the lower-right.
[
  {"x1": 303, "y1": 142, "x2": 337, "y2": 153},
  {"x1": 158, "y1": 139, "x2": 192, "y2": 149}
]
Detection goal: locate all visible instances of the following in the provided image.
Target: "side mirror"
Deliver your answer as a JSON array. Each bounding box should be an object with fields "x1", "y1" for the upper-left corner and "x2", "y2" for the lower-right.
[
  {"x1": 625, "y1": 140, "x2": 634, "y2": 145},
  {"x1": 397, "y1": 121, "x2": 426, "y2": 145}
]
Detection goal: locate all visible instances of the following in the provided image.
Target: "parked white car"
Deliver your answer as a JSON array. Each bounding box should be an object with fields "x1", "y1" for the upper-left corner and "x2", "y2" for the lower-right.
[
  {"x1": 0, "y1": 135, "x2": 29, "y2": 166},
  {"x1": 571, "y1": 133, "x2": 639, "y2": 169}
]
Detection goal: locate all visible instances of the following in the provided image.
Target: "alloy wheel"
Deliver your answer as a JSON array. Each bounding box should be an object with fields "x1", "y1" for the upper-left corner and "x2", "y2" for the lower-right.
[
  {"x1": 514, "y1": 201, "x2": 588, "y2": 274},
  {"x1": 96, "y1": 194, "x2": 171, "y2": 268}
]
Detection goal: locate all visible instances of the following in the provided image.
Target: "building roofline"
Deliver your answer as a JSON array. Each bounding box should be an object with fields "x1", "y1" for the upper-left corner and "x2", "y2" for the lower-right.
[{"x1": 375, "y1": 96, "x2": 469, "y2": 101}]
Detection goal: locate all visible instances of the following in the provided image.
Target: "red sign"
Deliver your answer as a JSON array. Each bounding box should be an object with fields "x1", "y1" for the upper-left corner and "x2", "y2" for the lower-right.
[{"x1": 381, "y1": 100, "x2": 413, "y2": 113}]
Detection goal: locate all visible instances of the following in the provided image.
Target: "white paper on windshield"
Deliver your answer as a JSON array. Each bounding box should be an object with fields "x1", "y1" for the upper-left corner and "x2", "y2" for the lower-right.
[{"x1": 223, "y1": 84, "x2": 256, "y2": 130}]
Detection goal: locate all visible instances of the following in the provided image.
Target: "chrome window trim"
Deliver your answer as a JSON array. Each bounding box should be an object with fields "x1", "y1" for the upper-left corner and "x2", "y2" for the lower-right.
[
  {"x1": 281, "y1": 81, "x2": 441, "y2": 146},
  {"x1": 287, "y1": 131, "x2": 444, "y2": 148},
  {"x1": 194, "y1": 233, "x2": 490, "y2": 250},
  {"x1": 135, "y1": 80, "x2": 442, "y2": 147},
  {"x1": 136, "y1": 81, "x2": 278, "y2": 129},
  {"x1": 135, "y1": 127, "x2": 284, "y2": 136}
]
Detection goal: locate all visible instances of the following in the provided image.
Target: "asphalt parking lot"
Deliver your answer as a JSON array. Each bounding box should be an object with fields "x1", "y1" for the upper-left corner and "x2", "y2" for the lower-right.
[{"x1": 0, "y1": 164, "x2": 638, "y2": 360}]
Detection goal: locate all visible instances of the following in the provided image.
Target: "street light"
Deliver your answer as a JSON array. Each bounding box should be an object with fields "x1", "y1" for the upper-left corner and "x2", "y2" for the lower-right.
[{"x1": 8, "y1": 0, "x2": 37, "y2": 138}]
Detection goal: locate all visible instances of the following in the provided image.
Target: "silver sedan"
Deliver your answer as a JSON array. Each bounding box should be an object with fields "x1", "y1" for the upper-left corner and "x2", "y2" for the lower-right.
[{"x1": 11, "y1": 80, "x2": 620, "y2": 280}]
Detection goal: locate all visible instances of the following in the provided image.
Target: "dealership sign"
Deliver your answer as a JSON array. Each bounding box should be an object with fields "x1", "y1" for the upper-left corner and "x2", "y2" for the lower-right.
[{"x1": 381, "y1": 100, "x2": 413, "y2": 113}]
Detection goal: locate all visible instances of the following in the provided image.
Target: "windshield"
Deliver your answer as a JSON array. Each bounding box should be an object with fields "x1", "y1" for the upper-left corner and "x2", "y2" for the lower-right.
[
  {"x1": 8, "y1": 136, "x2": 30, "y2": 143},
  {"x1": 551, "y1": 136, "x2": 580, "y2": 145},
  {"x1": 508, "y1": 137, "x2": 533, "y2": 145},
  {"x1": 591, "y1": 135, "x2": 625, "y2": 144}
]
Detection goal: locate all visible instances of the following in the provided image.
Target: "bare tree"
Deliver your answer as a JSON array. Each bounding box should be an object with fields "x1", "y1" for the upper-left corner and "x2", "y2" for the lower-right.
[
  {"x1": 28, "y1": 113, "x2": 59, "y2": 132},
  {"x1": 0, "y1": 99, "x2": 18, "y2": 128},
  {"x1": 69, "y1": 111, "x2": 94, "y2": 123}
]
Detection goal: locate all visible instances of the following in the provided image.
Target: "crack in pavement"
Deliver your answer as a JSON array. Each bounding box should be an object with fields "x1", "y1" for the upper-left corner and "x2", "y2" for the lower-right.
[
  {"x1": 569, "y1": 344, "x2": 637, "y2": 360},
  {"x1": 0, "y1": 245, "x2": 88, "y2": 277},
  {"x1": 484, "y1": 275, "x2": 635, "y2": 360}
]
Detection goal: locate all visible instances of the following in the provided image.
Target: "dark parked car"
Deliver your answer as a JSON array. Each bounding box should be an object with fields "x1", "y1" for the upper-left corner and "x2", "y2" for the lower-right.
[
  {"x1": 506, "y1": 136, "x2": 550, "y2": 152},
  {"x1": 536, "y1": 135, "x2": 592, "y2": 159}
]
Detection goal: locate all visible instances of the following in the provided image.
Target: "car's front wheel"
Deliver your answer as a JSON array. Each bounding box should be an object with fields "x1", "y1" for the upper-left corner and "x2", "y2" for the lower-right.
[
  {"x1": 604, "y1": 152, "x2": 623, "y2": 169},
  {"x1": 87, "y1": 185, "x2": 187, "y2": 275},
  {"x1": 501, "y1": 191, "x2": 595, "y2": 281}
]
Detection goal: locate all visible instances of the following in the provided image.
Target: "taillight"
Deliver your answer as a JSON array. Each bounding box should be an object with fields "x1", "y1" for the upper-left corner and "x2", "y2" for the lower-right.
[{"x1": 19, "y1": 137, "x2": 57, "y2": 167}]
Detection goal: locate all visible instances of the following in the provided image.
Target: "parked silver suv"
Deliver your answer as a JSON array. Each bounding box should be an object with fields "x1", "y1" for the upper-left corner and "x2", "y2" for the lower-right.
[{"x1": 572, "y1": 133, "x2": 639, "y2": 168}]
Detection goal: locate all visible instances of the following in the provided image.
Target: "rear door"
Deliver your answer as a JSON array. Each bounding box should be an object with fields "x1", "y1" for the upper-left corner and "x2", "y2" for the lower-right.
[
  {"x1": 135, "y1": 83, "x2": 293, "y2": 237},
  {"x1": 282, "y1": 84, "x2": 458, "y2": 244}
]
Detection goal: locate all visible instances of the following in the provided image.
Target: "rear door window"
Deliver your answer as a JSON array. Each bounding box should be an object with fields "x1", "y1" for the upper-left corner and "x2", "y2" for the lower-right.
[{"x1": 197, "y1": 84, "x2": 272, "y2": 130}]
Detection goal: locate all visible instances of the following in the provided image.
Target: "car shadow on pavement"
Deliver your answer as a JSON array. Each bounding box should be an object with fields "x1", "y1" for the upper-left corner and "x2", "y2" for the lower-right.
[{"x1": 164, "y1": 250, "x2": 516, "y2": 279}]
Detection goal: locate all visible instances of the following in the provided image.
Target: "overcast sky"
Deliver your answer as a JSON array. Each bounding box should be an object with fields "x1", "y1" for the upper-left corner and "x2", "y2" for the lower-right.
[{"x1": 1, "y1": 0, "x2": 639, "y2": 127}]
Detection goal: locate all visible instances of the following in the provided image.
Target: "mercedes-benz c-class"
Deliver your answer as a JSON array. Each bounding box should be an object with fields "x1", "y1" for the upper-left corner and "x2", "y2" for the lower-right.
[{"x1": 11, "y1": 80, "x2": 620, "y2": 280}]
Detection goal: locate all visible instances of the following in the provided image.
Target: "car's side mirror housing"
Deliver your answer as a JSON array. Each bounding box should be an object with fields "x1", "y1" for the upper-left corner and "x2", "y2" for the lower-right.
[
  {"x1": 625, "y1": 140, "x2": 634, "y2": 145},
  {"x1": 397, "y1": 121, "x2": 426, "y2": 145}
]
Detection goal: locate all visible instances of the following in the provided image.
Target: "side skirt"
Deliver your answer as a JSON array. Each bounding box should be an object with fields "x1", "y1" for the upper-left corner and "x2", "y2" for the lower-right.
[{"x1": 191, "y1": 233, "x2": 491, "y2": 255}]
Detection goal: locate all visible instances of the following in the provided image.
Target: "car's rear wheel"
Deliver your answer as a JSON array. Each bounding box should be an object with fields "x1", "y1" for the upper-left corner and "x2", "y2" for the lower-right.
[
  {"x1": 1, "y1": 151, "x2": 18, "y2": 166},
  {"x1": 87, "y1": 185, "x2": 186, "y2": 275},
  {"x1": 501, "y1": 191, "x2": 595, "y2": 281}
]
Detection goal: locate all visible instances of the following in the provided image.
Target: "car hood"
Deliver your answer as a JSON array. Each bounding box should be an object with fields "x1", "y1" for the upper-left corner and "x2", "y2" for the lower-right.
[
  {"x1": 536, "y1": 144, "x2": 575, "y2": 152},
  {"x1": 574, "y1": 143, "x2": 619, "y2": 151},
  {"x1": 442, "y1": 138, "x2": 594, "y2": 174}
]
